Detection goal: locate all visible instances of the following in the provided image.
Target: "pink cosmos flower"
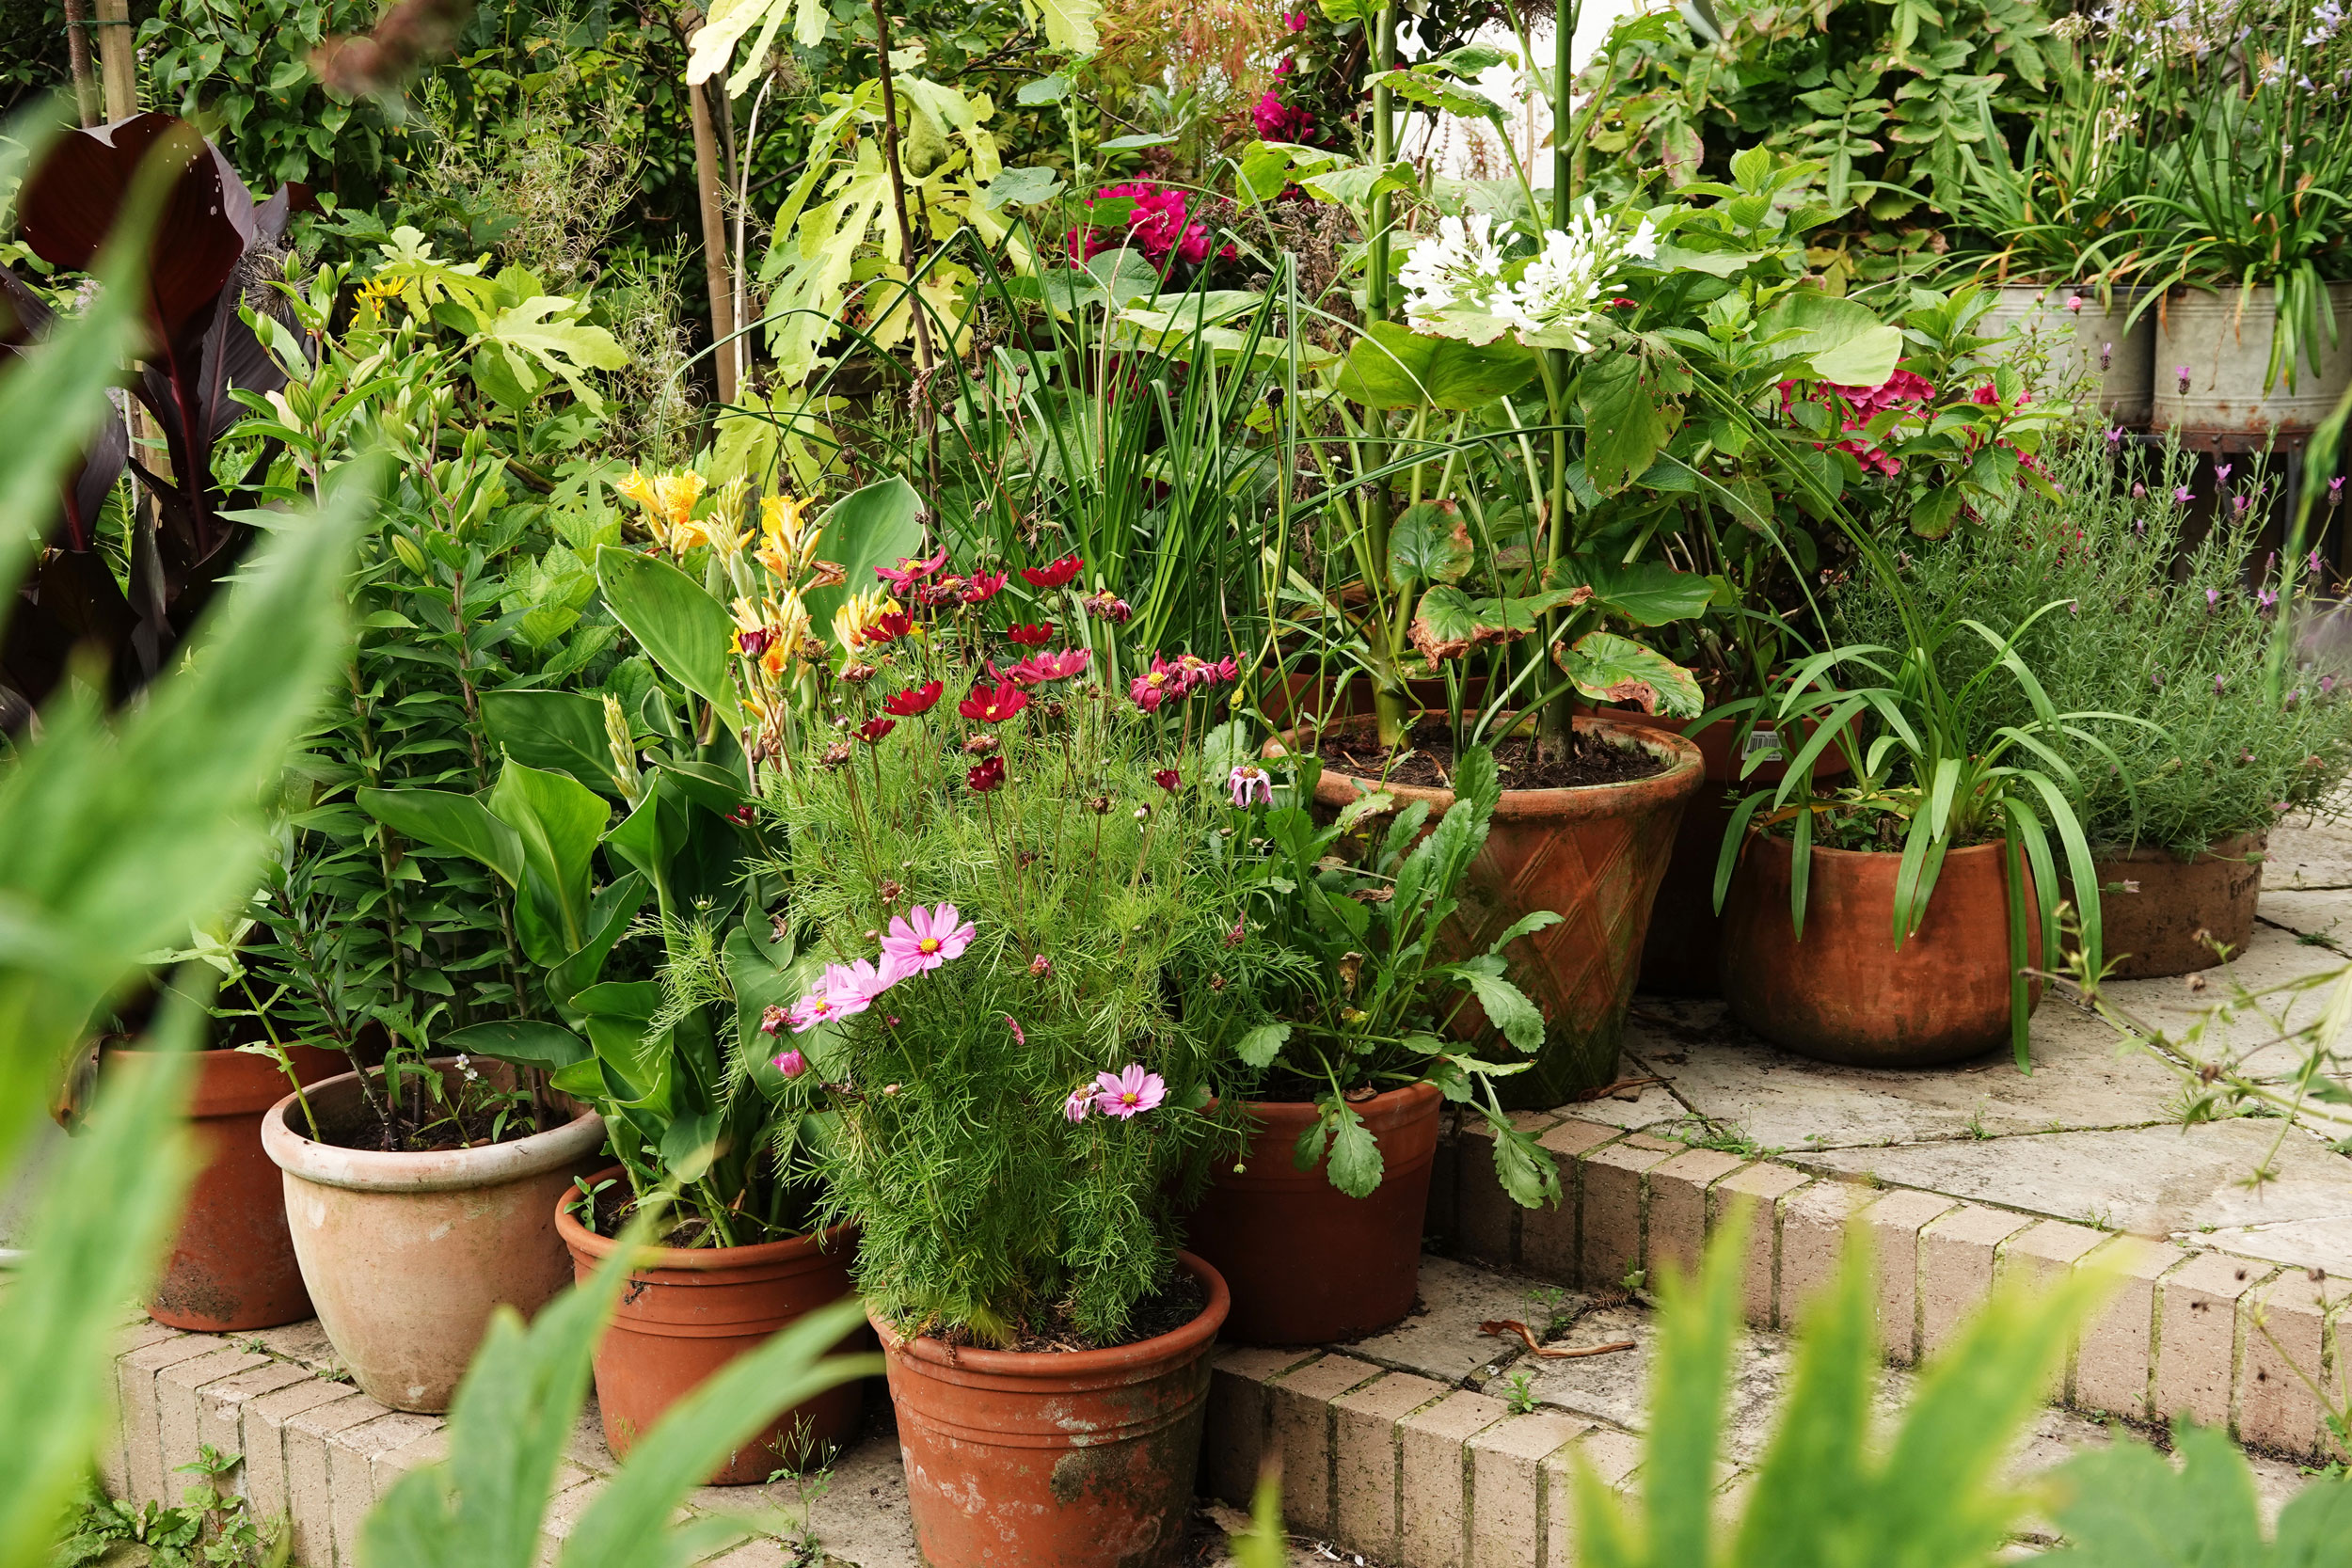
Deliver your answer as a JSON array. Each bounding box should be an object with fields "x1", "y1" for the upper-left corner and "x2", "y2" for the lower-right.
[
  {"x1": 882, "y1": 903, "x2": 977, "y2": 980},
  {"x1": 1228, "y1": 763, "x2": 1274, "y2": 807},
  {"x1": 1014, "y1": 646, "x2": 1091, "y2": 684},
  {"x1": 875, "y1": 549, "x2": 949, "y2": 593},
  {"x1": 788, "y1": 959, "x2": 887, "y2": 1033},
  {"x1": 1092, "y1": 1064, "x2": 1167, "y2": 1118},
  {"x1": 772, "y1": 1048, "x2": 807, "y2": 1078},
  {"x1": 1063, "y1": 1084, "x2": 1095, "y2": 1123}
]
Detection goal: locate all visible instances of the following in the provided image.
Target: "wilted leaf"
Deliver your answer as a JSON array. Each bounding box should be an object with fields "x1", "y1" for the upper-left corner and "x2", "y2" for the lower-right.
[{"x1": 1555, "y1": 630, "x2": 1705, "y2": 717}]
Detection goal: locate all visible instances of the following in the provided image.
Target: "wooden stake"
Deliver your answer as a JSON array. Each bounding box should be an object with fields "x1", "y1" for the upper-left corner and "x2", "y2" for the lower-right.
[
  {"x1": 687, "y1": 77, "x2": 739, "y2": 406},
  {"x1": 91, "y1": 0, "x2": 137, "y2": 120},
  {"x1": 60, "y1": 0, "x2": 101, "y2": 126}
]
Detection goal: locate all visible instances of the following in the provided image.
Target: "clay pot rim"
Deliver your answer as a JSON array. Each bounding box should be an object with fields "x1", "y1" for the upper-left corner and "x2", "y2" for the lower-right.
[
  {"x1": 1747, "y1": 834, "x2": 2015, "y2": 865},
  {"x1": 2089, "y1": 829, "x2": 2267, "y2": 866},
  {"x1": 262, "y1": 1059, "x2": 605, "y2": 1196},
  {"x1": 553, "y1": 1164, "x2": 852, "y2": 1273},
  {"x1": 1226, "y1": 1079, "x2": 1443, "y2": 1127},
  {"x1": 103, "y1": 1041, "x2": 342, "y2": 1118},
  {"x1": 869, "y1": 1250, "x2": 1230, "y2": 1379},
  {"x1": 1278, "y1": 713, "x2": 1707, "y2": 820}
]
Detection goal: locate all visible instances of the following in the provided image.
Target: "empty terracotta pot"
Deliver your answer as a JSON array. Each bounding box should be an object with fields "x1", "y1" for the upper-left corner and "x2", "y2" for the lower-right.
[
  {"x1": 103, "y1": 1043, "x2": 343, "y2": 1331},
  {"x1": 1185, "y1": 1084, "x2": 1440, "y2": 1345},
  {"x1": 874, "y1": 1252, "x2": 1229, "y2": 1568},
  {"x1": 262, "y1": 1062, "x2": 604, "y2": 1412},
  {"x1": 1720, "y1": 835, "x2": 2041, "y2": 1067},
  {"x1": 554, "y1": 1167, "x2": 866, "y2": 1483},
  {"x1": 1296, "y1": 715, "x2": 1706, "y2": 1106},
  {"x1": 2070, "y1": 832, "x2": 2265, "y2": 979}
]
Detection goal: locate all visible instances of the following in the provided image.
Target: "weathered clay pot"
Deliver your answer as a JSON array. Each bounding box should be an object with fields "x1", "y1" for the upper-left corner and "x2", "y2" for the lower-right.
[
  {"x1": 554, "y1": 1167, "x2": 866, "y2": 1483},
  {"x1": 2153, "y1": 282, "x2": 2352, "y2": 438},
  {"x1": 1581, "y1": 710, "x2": 1851, "y2": 998},
  {"x1": 2070, "y1": 832, "x2": 2266, "y2": 979},
  {"x1": 103, "y1": 1044, "x2": 344, "y2": 1331},
  {"x1": 874, "y1": 1252, "x2": 1229, "y2": 1568},
  {"x1": 1720, "y1": 835, "x2": 2041, "y2": 1067},
  {"x1": 262, "y1": 1062, "x2": 604, "y2": 1412},
  {"x1": 1980, "y1": 283, "x2": 2156, "y2": 424},
  {"x1": 1290, "y1": 715, "x2": 1707, "y2": 1106},
  {"x1": 1185, "y1": 1084, "x2": 1440, "y2": 1345}
]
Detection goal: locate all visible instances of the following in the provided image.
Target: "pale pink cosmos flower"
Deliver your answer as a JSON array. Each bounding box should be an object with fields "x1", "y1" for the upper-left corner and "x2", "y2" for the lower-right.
[
  {"x1": 1228, "y1": 763, "x2": 1274, "y2": 807},
  {"x1": 788, "y1": 959, "x2": 887, "y2": 1032},
  {"x1": 1063, "y1": 1084, "x2": 1095, "y2": 1123},
  {"x1": 1092, "y1": 1064, "x2": 1167, "y2": 1118},
  {"x1": 881, "y1": 903, "x2": 976, "y2": 980},
  {"x1": 772, "y1": 1048, "x2": 808, "y2": 1077}
]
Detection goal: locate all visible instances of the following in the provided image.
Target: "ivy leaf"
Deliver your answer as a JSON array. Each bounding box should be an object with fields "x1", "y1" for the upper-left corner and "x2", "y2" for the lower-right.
[
  {"x1": 1555, "y1": 629, "x2": 1705, "y2": 718},
  {"x1": 1235, "y1": 1022, "x2": 1291, "y2": 1069},
  {"x1": 1325, "y1": 1101, "x2": 1385, "y2": 1197}
]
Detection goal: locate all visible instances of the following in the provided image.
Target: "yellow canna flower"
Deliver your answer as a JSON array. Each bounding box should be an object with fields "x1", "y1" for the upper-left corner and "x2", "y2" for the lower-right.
[
  {"x1": 756, "y1": 493, "x2": 829, "y2": 582},
  {"x1": 616, "y1": 467, "x2": 707, "y2": 552},
  {"x1": 832, "y1": 587, "x2": 909, "y2": 654}
]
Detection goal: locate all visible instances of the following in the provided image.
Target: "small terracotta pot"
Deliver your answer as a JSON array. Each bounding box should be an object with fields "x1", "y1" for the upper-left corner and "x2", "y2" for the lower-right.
[
  {"x1": 1719, "y1": 835, "x2": 2042, "y2": 1067},
  {"x1": 1581, "y1": 710, "x2": 1851, "y2": 997},
  {"x1": 874, "y1": 1252, "x2": 1229, "y2": 1568},
  {"x1": 2070, "y1": 832, "x2": 2266, "y2": 979},
  {"x1": 103, "y1": 1044, "x2": 344, "y2": 1331},
  {"x1": 262, "y1": 1062, "x2": 605, "y2": 1412},
  {"x1": 1184, "y1": 1084, "x2": 1441, "y2": 1345},
  {"x1": 1289, "y1": 715, "x2": 1707, "y2": 1106},
  {"x1": 554, "y1": 1167, "x2": 867, "y2": 1483}
]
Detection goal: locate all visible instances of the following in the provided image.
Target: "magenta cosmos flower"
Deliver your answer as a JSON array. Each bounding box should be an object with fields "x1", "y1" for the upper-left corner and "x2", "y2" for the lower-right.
[
  {"x1": 882, "y1": 903, "x2": 976, "y2": 981},
  {"x1": 1091, "y1": 1064, "x2": 1167, "y2": 1118},
  {"x1": 788, "y1": 959, "x2": 887, "y2": 1033}
]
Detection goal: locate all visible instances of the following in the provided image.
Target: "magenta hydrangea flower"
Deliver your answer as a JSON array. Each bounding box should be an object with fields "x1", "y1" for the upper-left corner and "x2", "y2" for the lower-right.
[
  {"x1": 788, "y1": 959, "x2": 887, "y2": 1033},
  {"x1": 1091, "y1": 1064, "x2": 1167, "y2": 1118},
  {"x1": 881, "y1": 903, "x2": 976, "y2": 981}
]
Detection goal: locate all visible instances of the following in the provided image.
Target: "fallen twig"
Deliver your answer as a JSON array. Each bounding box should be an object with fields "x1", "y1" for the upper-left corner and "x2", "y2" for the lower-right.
[{"x1": 1481, "y1": 1320, "x2": 1638, "y2": 1359}]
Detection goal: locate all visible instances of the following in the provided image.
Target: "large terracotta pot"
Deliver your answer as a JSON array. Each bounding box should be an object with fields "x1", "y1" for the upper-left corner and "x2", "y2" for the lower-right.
[
  {"x1": 1720, "y1": 835, "x2": 2041, "y2": 1067},
  {"x1": 2069, "y1": 832, "x2": 2265, "y2": 979},
  {"x1": 1582, "y1": 710, "x2": 1851, "y2": 997},
  {"x1": 103, "y1": 1044, "x2": 344, "y2": 1331},
  {"x1": 1185, "y1": 1084, "x2": 1440, "y2": 1345},
  {"x1": 1289, "y1": 715, "x2": 1707, "y2": 1106},
  {"x1": 554, "y1": 1167, "x2": 867, "y2": 1483},
  {"x1": 874, "y1": 1252, "x2": 1229, "y2": 1568},
  {"x1": 262, "y1": 1062, "x2": 604, "y2": 1412}
]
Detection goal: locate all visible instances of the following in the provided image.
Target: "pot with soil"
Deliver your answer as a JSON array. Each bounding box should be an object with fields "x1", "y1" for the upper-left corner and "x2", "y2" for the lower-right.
[
  {"x1": 1185, "y1": 1083, "x2": 1440, "y2": 1345},
  {"x1": 554, "y1": 1167, "x2": 867, "y2": 1483},
  {"x1": 2068, "y1": 832, "x2": 2265, "y2": 979},
  {"x1": 1288, "y1": 714, "x2": 1707, "y2": 1106},
  {"x1": 103, "y1": 1042, "x2": 344, "y2": 1332},
  {"x1": 261, "y1": 1059, "x2": 604, "y2": 1412},
  {"x1": 872, "y1": 1252, "x2": 1229, "y2": 1568},
  {"x1": 1579, "y1": 709, "x2": 1851, "y2": 998},
  {"x1": 1719, "y1": 835, "x2": 2041, "y2": 1067}
]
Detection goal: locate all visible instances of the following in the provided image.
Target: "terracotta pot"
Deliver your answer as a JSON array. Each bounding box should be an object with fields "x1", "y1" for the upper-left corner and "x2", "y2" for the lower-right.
[
  {"x1": 103, "y1": 1044, "x2": 344, "y2": 1331},
  {"x1": 262, "y1": 1062, "x2": 605, "y2": 1412},
  {"x1": 874, "y1": 1252, "x2": 1229, "y2": 1568},
  {"x1": 1184, "y1": 1084, "x2": 1440, "y2": 1345},
  {"x1": 1289, "y1": 715, "x2": 1707, "y2": 1106},
  {"x1": 1719, "y1": 835, "x2": 2041, "y2": 1067},
  {"x1": 1581, "y1": 710, "x2": 1851, "y2": 998},
  {"x1": 2068, "y1": 832, "x2": 2265, "y2": 979},
  {"x1": 554, "y1": 1167, "x2": 867, "y2": 1483}
]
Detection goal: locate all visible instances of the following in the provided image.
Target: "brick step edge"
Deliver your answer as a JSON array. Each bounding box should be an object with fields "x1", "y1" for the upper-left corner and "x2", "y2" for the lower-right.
[{"x1": 1432, "y1": 1112, "x2": 2344, "y2": 1458}]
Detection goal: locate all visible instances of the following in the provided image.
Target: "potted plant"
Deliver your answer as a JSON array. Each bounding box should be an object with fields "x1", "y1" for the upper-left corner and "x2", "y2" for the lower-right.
[
  {"x1": 1192, "y1": 743, "x2": 1559, "y2": 1344},
  {"x1": 1709, "y1": 586, "x2": 2136, "y2": 1068},
  {"x1": 735, "y1": 542, "x2": 1257, "y2": 1567},
  {"x1": 1834, "y1": 443, "x2": 2352, "y2": 977}
]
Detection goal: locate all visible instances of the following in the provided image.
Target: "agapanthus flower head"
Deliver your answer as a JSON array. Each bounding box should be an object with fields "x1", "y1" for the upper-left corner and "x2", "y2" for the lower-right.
[
  {"x1": 966, "y1": 754, "x2": 1008, "y2": 792},
  {"x1": 1091, "y1": 1064, "x2": 1167, "y2": 1119},
  {"x1": 1228, "y1": 763, "x2": 1275, "y2": 807},
  {"x1": 882, "y1": 904, "x2": 977, "y2": 980},
  {"x1": 1021, "y1": 554, "x2": 1085, "y2": 590},
  {"x1": 883, "y1": 680, "x2": 944, "y2": 717},
  {"x1": 959, "y1": 679, "x2": 1032, "y2": 723},
  {"x1": 1397, "y1": 212, "x2": 1513, "y2": 331},
  {"x1": 1008, "y1": 622, "x2": 1056, "y2": 646}
]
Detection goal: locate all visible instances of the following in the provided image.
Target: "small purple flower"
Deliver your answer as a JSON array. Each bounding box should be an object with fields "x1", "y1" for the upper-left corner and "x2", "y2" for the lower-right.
[
  {"x1": 2106, "y1": 425, "x2": 2125, "y2": 446},
  {"x1": 2215, "y1": 673, "x2": 2227, "y2": 695},
  {"x1": 2177, "y1": 364, "x2": 2193, "y2": 393},
  {"x1": 2100, "y1": 341, "x2": 2115, "y2": 371},
  {"x1": 2175, "y1": 485, "x2": 2195, "y2": 505},
  {"x1": 2134, "y1": 518, "x2": 2148, "y2": 536},
  {"x1": 2331, "y1": 476, "x2": 2346, "y2": 507},
  {"x1": 2152, "y1": 672, "x2": 2166, "y2": 689},
  {"x1": 2259, "y1": 588, "x2": 2279, "y2": 614},
  {"x1": 2234, "y1": 494, "x2": 2251, "y2": 515},
  {"x1": 2133, "y1": 482, "x2": 2148, "y2": 499},
  {"x1": 2310, "y1": 548, "x2": 2326, "y2": 576},
  {"x1": 2326, "y1": 673, "x2": 2341, "y2": 695},
  {"x1": 2217, "y1": 462, "x2": 2234, "y2": 482},
  {"x1": 2206, "y1": 587, "x2": 2221, "y2": 609}
]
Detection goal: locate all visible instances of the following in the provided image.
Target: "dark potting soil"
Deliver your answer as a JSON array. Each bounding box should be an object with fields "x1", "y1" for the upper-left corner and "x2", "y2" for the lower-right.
[
  {"x1": 930, "y1": 1272, "x2": 1210, "y2": 1355},
  {"x1": 586, "y1": 1181, "x2": 823, "y2": 1251},
  {"x1": 1319, "y1": 721, "x2": 1668, "y2": 792},
  {"x1": 303, "y1": 1085, "x2": 546, "y2": 1154}
]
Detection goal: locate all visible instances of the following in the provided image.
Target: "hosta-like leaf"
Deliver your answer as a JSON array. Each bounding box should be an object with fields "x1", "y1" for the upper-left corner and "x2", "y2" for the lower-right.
[
  {"x1": 1335, "y1": 321, "x2": 1538, "y2": 411},
  {"x1": 1388, "y1": 499, "x2": 1475, "y2": 592},
  {"x1": 1555, "y1": 630, "x2": 1705, "y2": 718}
]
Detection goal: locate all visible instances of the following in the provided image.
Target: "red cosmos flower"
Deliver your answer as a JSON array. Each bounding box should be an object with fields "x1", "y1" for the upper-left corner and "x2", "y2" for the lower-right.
[
  {"x1": 882, "y1": 680, "x2": 943, "y2": 716},
  {"x1": 1020, "y1": 554, "x2": 1083, "y2": 590},
  {"x1": 1152, "y1": 768, "x2": 1181, "y2": 792},
  {"x1": 738, "y1": 626, "x2": 776, "y2": 658},
  {"x1": 958, "y1": 680, "x2": 1031, "y2": 723},
  {"x1": 867, "y1": 610, "x2": 914, "y2": 643},
  {"x1": 966, "y1": 755, "x2": 1007, "y2": 792},
  {"x1": 856, "y1": 716, "x2": 897, "y2": 744},
  {"x1": 1007, "y1": 622, "x2": 1056, "y2": 646},
  {"x1": 961, "y1": 570, "x2": 1008, "y2": 604},
  {"x1": 875, "y1": 548, "x2": 948, "y2": 592}
]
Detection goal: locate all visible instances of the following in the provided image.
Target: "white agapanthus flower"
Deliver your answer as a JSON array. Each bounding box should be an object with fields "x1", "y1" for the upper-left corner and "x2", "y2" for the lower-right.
[{"x1": 1397, "y1": 213, "x2": 1514, "y2": 330}]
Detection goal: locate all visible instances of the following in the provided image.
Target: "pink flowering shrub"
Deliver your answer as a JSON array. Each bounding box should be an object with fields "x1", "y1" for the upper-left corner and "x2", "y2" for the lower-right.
[
  {"x1": 1062, "y1": 180, "x2": 1231, "y2": 273},
  {"x1": 1777, "y1": 360, "x2": 2062, "y2": 534}
]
